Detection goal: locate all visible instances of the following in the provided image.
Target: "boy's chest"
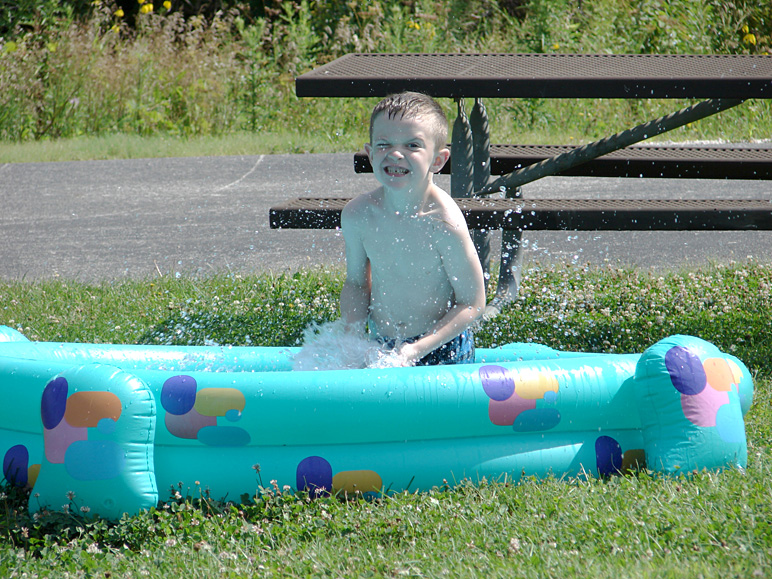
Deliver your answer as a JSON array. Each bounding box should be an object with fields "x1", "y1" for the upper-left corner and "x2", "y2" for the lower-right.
[{"x1": 362, "y1": 214, "x2": 444, "y2": 264}]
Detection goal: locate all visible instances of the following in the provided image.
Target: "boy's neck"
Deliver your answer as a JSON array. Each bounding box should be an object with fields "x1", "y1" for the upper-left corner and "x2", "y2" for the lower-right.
[{"x1": 382, "y1": 181, "x2": 435, "y2": 216}]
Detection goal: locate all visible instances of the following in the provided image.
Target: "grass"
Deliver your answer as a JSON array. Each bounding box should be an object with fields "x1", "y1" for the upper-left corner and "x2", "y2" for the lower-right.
[
  {"x1": 3, "y1": 460, "x2": 772, "y2": 578},
  {"x1": 2, "y1": 1, "x2": 772, "y2": 575},
  {"x1": 1, "y1": 99, "x2": 770, "y2": 165},
  {"x1": 0, "y1": 132, "x2": 357, "y2": 164},
  {"x1": 1, "y1": 263, "x2": 771, "y2": 577},
  {"x1": 4, "y1": 262, "x2": 770, "y2": 373}
]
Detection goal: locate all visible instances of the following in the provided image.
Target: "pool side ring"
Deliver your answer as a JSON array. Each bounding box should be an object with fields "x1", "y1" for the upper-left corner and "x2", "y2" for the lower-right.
[{"x1": 0, "y1": 328, "x2": 753, "y2": 519}]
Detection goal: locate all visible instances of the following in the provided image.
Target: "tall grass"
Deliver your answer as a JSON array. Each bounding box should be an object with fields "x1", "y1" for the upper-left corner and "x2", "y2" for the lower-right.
[{"x1": 1, "y1": 0, "x2": 771, "y2": 150}]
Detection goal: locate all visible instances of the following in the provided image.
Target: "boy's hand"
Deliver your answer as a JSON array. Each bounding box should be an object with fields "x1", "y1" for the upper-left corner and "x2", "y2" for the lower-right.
[
  {"x1": 364, "y1": 344, "x2": 415, "y2": 368},
  {"x1": 394, "y1": 342, "x2": 422, "y2": 366}
]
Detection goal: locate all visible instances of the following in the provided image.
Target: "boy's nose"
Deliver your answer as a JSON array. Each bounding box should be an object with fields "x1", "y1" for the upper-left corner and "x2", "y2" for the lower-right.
[{"x1": 387, "y1": 149, "x2": 405, "y2": 160}]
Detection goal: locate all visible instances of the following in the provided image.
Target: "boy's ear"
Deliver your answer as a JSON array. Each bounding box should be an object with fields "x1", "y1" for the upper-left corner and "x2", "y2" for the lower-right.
[
  {"x1": 364, "y1": 143, "x2": 373, "y2": 160},
  {"x1": 431, "y1": 147, "x2": 451, "y2": 174}
]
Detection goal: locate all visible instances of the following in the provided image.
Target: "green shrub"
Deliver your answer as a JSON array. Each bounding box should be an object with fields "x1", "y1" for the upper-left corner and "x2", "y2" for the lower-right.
[{"x1": 1, "y1": 0, "x2": 771, "y2": 144}]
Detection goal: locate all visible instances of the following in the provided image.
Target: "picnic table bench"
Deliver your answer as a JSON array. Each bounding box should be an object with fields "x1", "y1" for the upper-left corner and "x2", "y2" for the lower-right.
[
  {"x1": 271, "y1": 53, "x2": 772, "y2": 313},
  {"x1": 353, "y1": 144, "x2": 772, "y2": 180},
  {"x1": 270, "y1": 197, "x2": 772, "y2": 231}
]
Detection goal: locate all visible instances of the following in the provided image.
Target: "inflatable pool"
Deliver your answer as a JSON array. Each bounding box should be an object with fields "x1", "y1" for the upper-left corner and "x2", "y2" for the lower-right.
[{"x1": 0, "y1": 325, "x2": 753, "y2": 519}]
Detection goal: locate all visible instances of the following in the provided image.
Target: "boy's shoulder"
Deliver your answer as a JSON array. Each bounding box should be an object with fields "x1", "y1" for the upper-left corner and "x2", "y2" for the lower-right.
[
  {"x1": 343, "y1": 187, "x2": 381, "y2": 210},
  {"x1": 341, "y1": 188, "x2": 382, "y2": 225},
  {"x1": 342, "y1": 186, "x2": 468, "y2": 231},
  {"x1": 422, "y1": 187, "x2": 468, "y2": 230}
]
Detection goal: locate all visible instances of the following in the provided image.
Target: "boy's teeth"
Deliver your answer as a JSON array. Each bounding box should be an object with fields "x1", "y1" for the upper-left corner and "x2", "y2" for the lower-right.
[{"x1": 387, "y1": 167, "x2": 408, "y2": 175}]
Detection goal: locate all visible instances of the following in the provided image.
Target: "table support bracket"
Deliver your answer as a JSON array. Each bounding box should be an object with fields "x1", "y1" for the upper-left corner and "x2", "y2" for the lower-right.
[
  {"x1": 476, "y1": 97, "x2": 745, "y2": 320},
  {"x1": 478, "y1": 98, "x2": 745, "y2": 196}
]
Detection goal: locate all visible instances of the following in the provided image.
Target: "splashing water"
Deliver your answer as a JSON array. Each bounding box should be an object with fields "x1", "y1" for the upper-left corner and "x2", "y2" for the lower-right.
[{"x1": 292, "y1": 319, "x2": 412, "y2": 371}]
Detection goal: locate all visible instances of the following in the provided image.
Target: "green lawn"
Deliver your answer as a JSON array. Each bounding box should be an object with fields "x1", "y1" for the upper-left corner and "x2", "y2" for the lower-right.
[
  {"x1": 1, "y1": 265, "x2": 770, "y2": 578},
  {"x1": 2, "y1": 0, "x2": 772, "y2": 573}
]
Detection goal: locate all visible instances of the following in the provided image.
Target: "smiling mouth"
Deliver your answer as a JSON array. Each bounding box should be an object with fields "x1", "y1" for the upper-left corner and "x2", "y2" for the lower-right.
[{"x1": 384, "y1": 166, "x2": 409, "y2": 176}]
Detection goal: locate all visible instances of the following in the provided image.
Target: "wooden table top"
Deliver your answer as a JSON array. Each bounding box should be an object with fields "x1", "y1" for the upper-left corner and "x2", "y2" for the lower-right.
[{"x1": 296, "y1": 53, "x2": 772, "y2": 99}]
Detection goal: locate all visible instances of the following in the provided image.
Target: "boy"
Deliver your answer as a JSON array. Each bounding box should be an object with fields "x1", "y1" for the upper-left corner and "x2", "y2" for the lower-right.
[{"x1": 340, "y1": 92, "x2": 486, "y2": 366}]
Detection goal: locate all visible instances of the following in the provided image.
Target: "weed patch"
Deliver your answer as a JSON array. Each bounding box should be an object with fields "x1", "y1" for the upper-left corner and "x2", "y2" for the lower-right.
[{"x1": 1, "y1": 1, "x2": 771, "y2": 151}]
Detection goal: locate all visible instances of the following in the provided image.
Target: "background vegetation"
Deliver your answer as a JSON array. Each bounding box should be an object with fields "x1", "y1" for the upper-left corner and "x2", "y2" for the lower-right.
[{"x1": 1, "y1": 0, "x2": 771, "y2": 155}]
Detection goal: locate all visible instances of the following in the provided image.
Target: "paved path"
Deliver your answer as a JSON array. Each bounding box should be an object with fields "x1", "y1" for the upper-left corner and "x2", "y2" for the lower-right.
[{"x1": 1, "y1": 153, "x2": 770, "y2": 282}]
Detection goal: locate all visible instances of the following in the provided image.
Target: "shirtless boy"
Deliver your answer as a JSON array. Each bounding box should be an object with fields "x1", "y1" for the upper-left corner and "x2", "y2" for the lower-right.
[{"x1": 340, "y1": 92, "x2": 486, "y2": 366}]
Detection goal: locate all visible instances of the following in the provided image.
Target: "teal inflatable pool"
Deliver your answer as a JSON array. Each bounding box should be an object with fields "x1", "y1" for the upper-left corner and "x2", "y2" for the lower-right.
[{"x1": 0, "y1": 326, "x2": 753, "y2": 519}]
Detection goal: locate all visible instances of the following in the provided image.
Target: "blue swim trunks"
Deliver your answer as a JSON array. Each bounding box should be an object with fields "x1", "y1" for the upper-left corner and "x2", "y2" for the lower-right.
[{"x1": 378, "y1": 330, "x2": 476, "y2": 366}]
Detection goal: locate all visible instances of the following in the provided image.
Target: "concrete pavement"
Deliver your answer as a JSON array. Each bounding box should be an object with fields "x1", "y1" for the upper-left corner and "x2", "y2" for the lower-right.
[{"x1": 1, "y1": 153, "x2": 770, "y2": 282}]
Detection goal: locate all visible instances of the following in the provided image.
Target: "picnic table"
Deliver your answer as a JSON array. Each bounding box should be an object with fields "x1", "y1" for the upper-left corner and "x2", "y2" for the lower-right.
[{"x1": 272, "y1": 53, "x2": 772, "y2": 313}]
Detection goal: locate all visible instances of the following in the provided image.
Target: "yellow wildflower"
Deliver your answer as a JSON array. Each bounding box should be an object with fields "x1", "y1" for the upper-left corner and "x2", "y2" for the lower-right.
[
  {"x1": 111, "y1": 24, "x2": 120, "y2": 33},
  {"x1": 138, "y1": 0, "x2": 146, "y2": 4},
  {"x1": 115, "y1": 8, "x2": 124, "y2": 17},
  {"x1": 140, "y1": 3, "x2": 153, "y2": 13},
  {"x1": 743, "y1": 33, "x2": 757, "y2": 46},
  {"x1": 163, "y1": 0, "x2": 171, "y2": 9},
  {"x1": 741, "y1": 25, "x2": 749, "y2": 34}
]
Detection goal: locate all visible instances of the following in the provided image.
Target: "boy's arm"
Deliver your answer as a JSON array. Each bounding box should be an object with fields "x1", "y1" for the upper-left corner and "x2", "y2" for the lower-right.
[
  {"x1": 339, "y1": 203, "x2": 371, "y2": 335},
  {"x1": 398, "y1": 217, "x2": 486, "y2": 364}
]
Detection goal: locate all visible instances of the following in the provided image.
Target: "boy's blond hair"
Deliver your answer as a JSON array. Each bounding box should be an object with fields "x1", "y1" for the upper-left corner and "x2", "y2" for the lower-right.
[{"x1": 369, "y1": 92, "x2": 448, "y2": 151}]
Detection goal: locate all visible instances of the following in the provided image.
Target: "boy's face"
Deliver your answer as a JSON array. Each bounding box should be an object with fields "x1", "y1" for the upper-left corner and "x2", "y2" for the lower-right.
[{"x1": 365, "y1": 113, "x2": 449, "y2": 194}]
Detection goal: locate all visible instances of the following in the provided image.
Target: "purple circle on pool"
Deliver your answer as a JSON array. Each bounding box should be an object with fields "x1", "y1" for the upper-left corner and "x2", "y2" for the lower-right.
[
  {"x1": 296, "y1": 456, "x2": 333, "y2": 496},
  {"x1": 161, "y1": 375, "x2": 198, "y2": 415},
  {"x1": 41, "y1": 376, "x2": 68, "y2": 430},
  {"x1": 665, "y1": 346, "x2": 706, "y2": 395},
  {"x1": 595, "y1": 435, "x2": 623, "y2": 477},
  {"x1": 479, "y1": 365, "x2": 516, "y2": 401},
  {"x1": 3, "y1": 444, "x2": 29, "y2": 487}
]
